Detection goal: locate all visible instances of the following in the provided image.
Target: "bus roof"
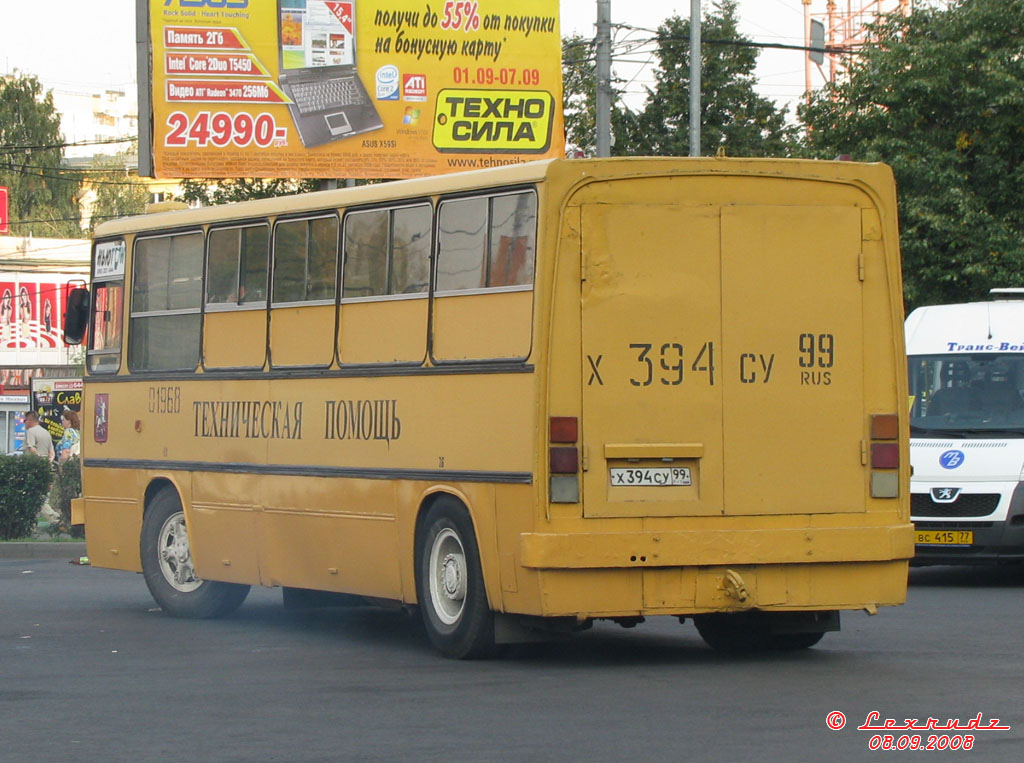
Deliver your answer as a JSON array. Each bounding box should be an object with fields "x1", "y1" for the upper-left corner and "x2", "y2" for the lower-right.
[{"x1": 93, "y1": 156, "x2": 895, "y2": 239}]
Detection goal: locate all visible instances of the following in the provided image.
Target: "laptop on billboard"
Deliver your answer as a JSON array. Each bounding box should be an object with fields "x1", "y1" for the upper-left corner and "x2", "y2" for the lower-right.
[{"x1": 277, "y1": 0, "x2": 383, "y2": 148}]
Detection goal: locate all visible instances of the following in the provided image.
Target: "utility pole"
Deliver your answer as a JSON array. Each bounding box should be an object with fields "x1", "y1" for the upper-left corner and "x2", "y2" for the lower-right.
[
  {"x1": 595, "y1": 0, "x2": 612, "y2": 157},
  {"x1": 689, "y1": 0, "x2": 701, "y2": 157}
]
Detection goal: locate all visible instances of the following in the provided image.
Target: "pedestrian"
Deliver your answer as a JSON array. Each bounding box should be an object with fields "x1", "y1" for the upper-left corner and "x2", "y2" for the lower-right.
[
  {"x1": 57, "y1": 410, "x2": 81, "y2": 463},
  {"x1": 24, "y1": 411, "x2": 55, "y2": 462}
]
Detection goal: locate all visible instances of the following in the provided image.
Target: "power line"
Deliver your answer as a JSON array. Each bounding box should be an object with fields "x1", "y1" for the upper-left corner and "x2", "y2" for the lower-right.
[
  {"x1": 6, "y1": 213, "x2": 121, "y2": 227},
  {"x1": 0, "y1": 241, "x2": 90, "y2": 254},
  {"x1": 618, "y1": 27, "x2": 864, "y2": 57},
  {"x1": 1, "y1": 165, "x2": 146, "y2": 187},
  {"x1": 11, "y1": 163, "x2": 140, "y2": 175},
  {"x1": 0, "y1": 136, "x2": 137, "y2": 154}
]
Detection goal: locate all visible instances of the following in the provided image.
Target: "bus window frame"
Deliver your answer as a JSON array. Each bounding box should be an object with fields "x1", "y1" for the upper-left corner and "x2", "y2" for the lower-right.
[
  {"x1": 269, "y1": 212, "x2": 340, "y2": 310},
  {"x1": 432, "y1": 187, "x2": 538, "y2": 299},
  {"x1": 339, "y1": 199, "x2": 433, "y2": 305},
  {"x1": 429, "y1": 186, "x2": 538, "y2": 366},
  {"x1": 87, "y1": 236, "x2": 128, "y2": 376},
  {"x1": 127, "y1": 228, "x2": 206, "y2": 374},
  {"x1": 200, "y1": 219, "x2": 272, "y2": 373},
  {"x1": 204, "y1": 220, "x2": 271, "y2": 314}
]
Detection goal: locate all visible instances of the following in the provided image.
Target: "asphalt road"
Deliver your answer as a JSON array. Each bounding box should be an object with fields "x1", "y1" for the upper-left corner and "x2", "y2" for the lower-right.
[{"x1": 2, "y1": 556, "x2": 1022, "y2": 762}]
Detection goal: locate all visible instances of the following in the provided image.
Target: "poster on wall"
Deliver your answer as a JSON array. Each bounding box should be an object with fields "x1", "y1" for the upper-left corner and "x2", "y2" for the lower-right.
[
  {"x1": 146, "y1": 0, "x2": 564, "y2": 179},
  {"x1": 0, "y1": 277, "x2": 69, "y2": 351},
  {"x1": 30, "y1": 378, "x2": 83, "y2": 446}
]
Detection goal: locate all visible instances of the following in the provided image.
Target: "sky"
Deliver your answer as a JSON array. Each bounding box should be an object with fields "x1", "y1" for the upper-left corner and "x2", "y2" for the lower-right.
[{"x1": 0, "y1": 0, "x2": 817, "y2": 116}]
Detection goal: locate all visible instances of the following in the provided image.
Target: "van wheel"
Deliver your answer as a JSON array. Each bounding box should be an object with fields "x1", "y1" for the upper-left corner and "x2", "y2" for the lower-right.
[
  {"x1": 694, "y1": 612, "x2": 826, "y2": 652},
  {"x1": 140, "y1": 487, "x2": 249, "y2": 619},
  {"x1": 416, "y1": 498, "x2": 495, "y2": 659}
]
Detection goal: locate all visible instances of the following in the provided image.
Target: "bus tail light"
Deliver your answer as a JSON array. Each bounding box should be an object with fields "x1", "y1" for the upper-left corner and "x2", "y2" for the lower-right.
[
  {"x1": 871, "y1": 443, "x2": 899, "y2": 469},
  {"x1": 550, "y1": 416, "x2": 578, "y2": 443},
  {"x1": 550, "y1": 416, "x2": 580, "y2": 503},
  {"x1": 550, "y1": 447, "x2": 579, "y2": 474},
  {"x1": 870, "y1": 413, "x2": 900, "y2": 498}
]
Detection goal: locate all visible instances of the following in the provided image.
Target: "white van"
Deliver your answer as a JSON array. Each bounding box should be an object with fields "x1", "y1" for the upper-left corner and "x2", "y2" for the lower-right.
[{"x1": 906, "y1": 288, "x2": 1024, "y2": 564}]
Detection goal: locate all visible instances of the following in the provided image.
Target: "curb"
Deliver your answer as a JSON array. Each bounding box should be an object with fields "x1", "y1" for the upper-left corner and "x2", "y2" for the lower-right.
[{"x1": 0, "y1": 542, "x2": 88, "y2": 560}]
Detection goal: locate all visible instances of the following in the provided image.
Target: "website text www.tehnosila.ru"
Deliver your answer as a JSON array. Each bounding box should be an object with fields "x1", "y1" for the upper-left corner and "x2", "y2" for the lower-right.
[{"x1": 446, "y1": 157, "x2": 530, "y2": 169}]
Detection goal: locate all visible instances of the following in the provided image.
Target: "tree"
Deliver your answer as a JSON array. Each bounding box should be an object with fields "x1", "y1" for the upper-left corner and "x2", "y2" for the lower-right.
[
  {"x1": 561, "y1": 34, "x2": 635, "y2": 157},
  {"x1": 178, "y1": 177, "x2": 323, "y2": 207},
  {"x1": 562, "y1": 34, "x2": 599, "y2": 156},
  {"x1": 799, "y1": 0, "x2": 1024, "y2": 310},
  {"x1": 619, "y1": 1, "x2": 798, "y2": 158},
  {"x1": 86, "y1": 151, "x2": 151, "y2": 234},
  {"x1": 0, "y1": 72, "x2": 81, "y2": 237}
]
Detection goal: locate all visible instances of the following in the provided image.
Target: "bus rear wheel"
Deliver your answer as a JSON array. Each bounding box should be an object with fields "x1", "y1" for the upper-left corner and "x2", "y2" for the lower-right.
[
  {"x1": 693, "y1": 612, "x2": 826, "y2": 652},
  {"x1": 140, "y1": 487, "x2": 249, "y2": 619},
  {"x1": 416, "y1": 498, "x2": 495, "y2": 659}
]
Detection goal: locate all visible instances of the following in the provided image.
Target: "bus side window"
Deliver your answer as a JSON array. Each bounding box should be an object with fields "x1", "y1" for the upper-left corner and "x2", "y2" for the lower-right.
[
  {"x1": 436, "y1": 192, "x2": 537, "y2": 293},
  {"x1": 273, "y1": 217, "x2": 338, "y2": 304},
  {"x1": 487, "y1": 192, "x2": 537, "y2": 288},
  {"x1": 343, "y1": 210, "x2": 388, "y2": 299},
  {"x1": 207, "y1": 225, "x2": 269, "y2": 306},
  {"x1": 88, "y1": 281, "x2": 125, "y2": 373},
  {"x1": 239, "y1": 226, "x2": 269, "y2": 303},
  {"x1": 390, "y1": 205, "x2": 431, "y2": 295},
  {"x1": 129, "y1": 232, "x2": 203, "y2": 371},
  {"x1": 436, "y1": 198, "x2": 487, "y2": 292}
]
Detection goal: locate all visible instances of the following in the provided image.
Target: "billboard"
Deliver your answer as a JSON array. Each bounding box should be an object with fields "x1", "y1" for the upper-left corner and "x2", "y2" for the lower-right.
[
  {"x1": 0, "y1": 186, "x2": 8, "y2": 234},
  {"x1": 144, "y1": 0, "x2": 564, "y2": 178}
]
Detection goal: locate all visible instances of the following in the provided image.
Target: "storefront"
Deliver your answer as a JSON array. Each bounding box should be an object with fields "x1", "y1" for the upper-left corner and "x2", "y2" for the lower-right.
[{"x1": 0, "y1": 392, "x2": 29, "y2": 453}]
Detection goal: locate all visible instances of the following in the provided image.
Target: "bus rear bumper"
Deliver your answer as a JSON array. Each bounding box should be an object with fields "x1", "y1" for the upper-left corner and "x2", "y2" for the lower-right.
[
  {"x1": 514, "y1": 525, "x2": 913, "y2": 617},
  {"x1": 520, "y1": 524, "x2": 914, "y2": 569}
]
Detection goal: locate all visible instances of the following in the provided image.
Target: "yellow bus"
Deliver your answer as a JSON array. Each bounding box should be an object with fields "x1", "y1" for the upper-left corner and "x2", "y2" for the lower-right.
[{"x1": 67, "y1": 157, "x2": 914, "y2": 658}]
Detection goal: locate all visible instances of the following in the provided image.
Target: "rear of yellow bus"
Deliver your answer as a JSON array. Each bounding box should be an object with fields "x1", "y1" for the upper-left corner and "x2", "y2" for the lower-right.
[{"x1": 513, "y1": 157, "x2": 913, "y2": 651}]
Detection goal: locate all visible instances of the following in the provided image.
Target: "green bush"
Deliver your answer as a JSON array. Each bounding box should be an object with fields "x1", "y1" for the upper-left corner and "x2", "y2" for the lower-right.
[
  {"x1": 0, "y1": 455, "x2": 54, "y2": 540},
  {"x1": 49, "y1": 456, "x2": 84, "y2": 538}
]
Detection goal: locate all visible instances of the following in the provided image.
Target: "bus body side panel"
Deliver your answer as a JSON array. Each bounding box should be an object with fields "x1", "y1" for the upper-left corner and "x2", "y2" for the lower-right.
[{"x1": 81, "y1": 371, "x2": 536, "y2": 605}]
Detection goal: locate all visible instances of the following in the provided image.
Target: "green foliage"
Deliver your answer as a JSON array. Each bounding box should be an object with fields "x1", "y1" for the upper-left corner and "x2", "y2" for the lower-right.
[
  {"x1": 178, "y1": 177, "x2": 323, "y2": 206},
  {"x1": 562, "y1": 34, "x2": 599, "y2": 156},
  {"x1": 87, "y1": 152, "x2": 151, "y2": 234},
  {"x1": 0, "y1": 72, "x2": 82, "y2": 237},
  {"x1": 48, "y1": 456, "x2": 83, "y2": 538},
  {"x1": 0, "y1": 455, "x2": 53, "y2": 540},
  {"x1": 799, "y1": 0, "x2": 1024, "y2": 310},
  {"x1": 618, "y1": 1, "x2": 799, "y2": 158}
]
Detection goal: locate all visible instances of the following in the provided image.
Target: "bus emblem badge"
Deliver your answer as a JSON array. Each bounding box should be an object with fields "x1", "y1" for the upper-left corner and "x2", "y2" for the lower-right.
[
  {"x1": 931, "y1": 487, "x2": 961, "y2": 502},
  {"x1": 95, "y1": 393, "x2": 109, "y2": 443}
]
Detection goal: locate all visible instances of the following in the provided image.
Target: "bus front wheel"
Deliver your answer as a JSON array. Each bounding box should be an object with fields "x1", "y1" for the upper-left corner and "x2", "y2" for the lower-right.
[
  {"x1": 140, "y1": 487, "x2": 249, "y2": 619},
  {"x1": 416, "y1": 498, "x2": 495, "y2": 659}
]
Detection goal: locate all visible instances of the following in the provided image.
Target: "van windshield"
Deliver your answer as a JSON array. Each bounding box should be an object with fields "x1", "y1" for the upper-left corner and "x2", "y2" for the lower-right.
[{"x1": 909, "y1": 353, "x2": 1024, "y2": 437}]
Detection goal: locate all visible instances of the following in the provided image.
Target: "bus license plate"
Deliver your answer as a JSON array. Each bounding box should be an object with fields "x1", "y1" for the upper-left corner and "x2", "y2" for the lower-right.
[
  {"x1": 915, "y1": 530, "x2": 973, "y2": 545},
  {"x1": 610, "y1": 467, "x2": 692, "y2": 487}
]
